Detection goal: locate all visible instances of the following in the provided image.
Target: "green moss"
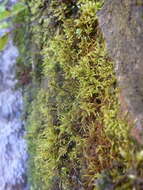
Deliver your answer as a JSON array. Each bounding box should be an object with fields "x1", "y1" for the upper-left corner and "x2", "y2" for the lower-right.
[{"x1": 24, "y1": 0, "x2": 143, "y2": 190}]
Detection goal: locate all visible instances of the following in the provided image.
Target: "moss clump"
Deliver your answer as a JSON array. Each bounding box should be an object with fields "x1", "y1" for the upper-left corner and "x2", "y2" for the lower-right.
[{"x1": 24, "y1": 0, "x2": 143, "y2": 190}]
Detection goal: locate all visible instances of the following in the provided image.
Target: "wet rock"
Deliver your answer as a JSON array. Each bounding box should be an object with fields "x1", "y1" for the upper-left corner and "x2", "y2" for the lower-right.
[{"x1": 97, "y1": 0, "x2": 143, "y2": 143}]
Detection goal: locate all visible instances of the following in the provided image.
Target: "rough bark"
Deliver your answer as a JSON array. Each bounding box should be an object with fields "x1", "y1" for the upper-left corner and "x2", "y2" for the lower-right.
[{"x1": 97, "y1": 0, "x2": 143, "y2": 143}]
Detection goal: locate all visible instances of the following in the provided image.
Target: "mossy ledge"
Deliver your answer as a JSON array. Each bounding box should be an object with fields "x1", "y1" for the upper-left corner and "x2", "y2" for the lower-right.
[{"x1": 15, "y1": 0, "x2": 143, "y2": 189}]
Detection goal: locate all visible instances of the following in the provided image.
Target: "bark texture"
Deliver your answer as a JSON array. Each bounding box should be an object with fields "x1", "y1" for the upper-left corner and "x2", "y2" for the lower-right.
[{"x1": 98, "y1": 0, "x2": 143, "y2": 143}]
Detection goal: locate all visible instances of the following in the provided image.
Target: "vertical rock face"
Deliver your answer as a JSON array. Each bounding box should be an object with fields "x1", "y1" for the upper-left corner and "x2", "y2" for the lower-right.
[{"x1": 98, "y1": 0, "x2": 143, "y2": 142}]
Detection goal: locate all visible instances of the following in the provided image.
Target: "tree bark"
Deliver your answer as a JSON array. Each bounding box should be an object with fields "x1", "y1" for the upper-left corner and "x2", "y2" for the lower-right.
[{"x1": 98, "y1": 0, "x2": 143, "y2": 143}]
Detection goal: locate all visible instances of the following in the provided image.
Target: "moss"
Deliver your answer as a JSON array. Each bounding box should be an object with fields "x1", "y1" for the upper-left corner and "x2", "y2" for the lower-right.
[{"x1": 23, "y1": 0, "x2": 143, "y2": 190}]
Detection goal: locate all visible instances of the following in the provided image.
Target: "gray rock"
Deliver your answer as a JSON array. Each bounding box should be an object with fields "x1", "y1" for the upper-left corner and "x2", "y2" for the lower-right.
[{"x1": 97, "y1": 0, "x2": 143, "y2": 142}]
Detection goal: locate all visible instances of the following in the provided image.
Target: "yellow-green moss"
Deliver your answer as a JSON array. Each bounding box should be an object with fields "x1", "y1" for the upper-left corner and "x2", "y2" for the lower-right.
[{"x1": 25, "y1": 0, "x2": 143, "y2": 190}]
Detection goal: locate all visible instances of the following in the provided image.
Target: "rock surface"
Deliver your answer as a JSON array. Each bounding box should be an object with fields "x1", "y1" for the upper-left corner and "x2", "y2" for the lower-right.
[{"x1": 98, "y1": 0, "x2": 143, "y2": 143}]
